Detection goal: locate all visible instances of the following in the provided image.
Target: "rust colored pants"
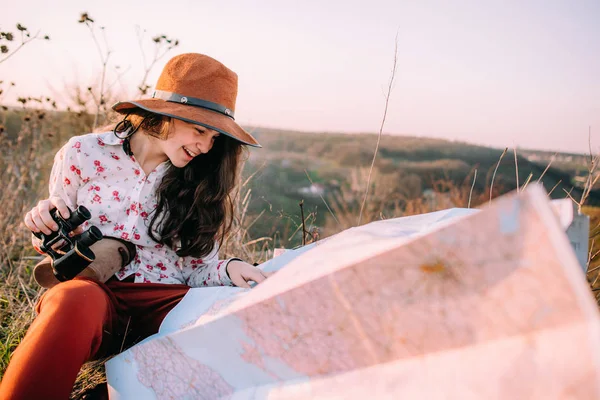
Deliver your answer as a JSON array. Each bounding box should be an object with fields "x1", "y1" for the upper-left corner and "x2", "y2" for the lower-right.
[{"x1": 0, "y1": 277, "x2": 190, "y2": 400}]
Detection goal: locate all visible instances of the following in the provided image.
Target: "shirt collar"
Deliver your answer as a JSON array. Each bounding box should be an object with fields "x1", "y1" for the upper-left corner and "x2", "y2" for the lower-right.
[
  {"x1": 98, "y1": 131, "x2": 172, "y2": 174},
  {"x1": 97, "y1": 131, "x2": 124, "y2": 146}
]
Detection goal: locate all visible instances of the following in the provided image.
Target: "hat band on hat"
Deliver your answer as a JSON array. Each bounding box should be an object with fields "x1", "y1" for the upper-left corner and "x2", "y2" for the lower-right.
[{"x1": 152, "y1": 90, "x2": 235, "y2": 119}]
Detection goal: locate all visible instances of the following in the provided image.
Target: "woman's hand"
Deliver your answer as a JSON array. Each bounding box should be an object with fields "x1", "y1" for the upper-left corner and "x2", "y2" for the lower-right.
[
  {"x1": 24, "y1": 197, "x2": 83, "y2": 235},
  {"x1": 226, "y1": 260, "x2": 273, "y2": 288}
]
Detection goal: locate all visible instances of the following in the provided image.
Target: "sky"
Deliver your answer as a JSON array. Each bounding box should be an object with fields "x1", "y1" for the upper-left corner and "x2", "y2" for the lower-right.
[{"x1": 1, "y1": 0, "x2": 599, "y2": 154}]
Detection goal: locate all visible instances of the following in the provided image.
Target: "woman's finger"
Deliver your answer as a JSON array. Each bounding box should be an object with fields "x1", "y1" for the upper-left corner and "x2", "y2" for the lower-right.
[
  {"x1": 24, "y1": 211, "x2": 39, "y2": 233},
  {"x1": 38, "y1": 202, "x2": 59, "y2": 232},
  {"x1": 30, "y1": 208, "x2": 53, "y2": 235},
  {"x1": 49, "y1": 197, "x2": 70, "y2": 220},
  {"x1": 245, "y1": 268, "x2": 267, "y2": 284},
  {"x1": 259, "y1": 271, "x2": 276, "y2": 282}
]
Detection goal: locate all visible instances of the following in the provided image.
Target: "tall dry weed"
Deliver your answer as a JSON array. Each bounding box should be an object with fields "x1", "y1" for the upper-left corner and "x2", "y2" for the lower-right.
[{"x1": 0, "y1": 106, "x2": 55, "y2": 378}]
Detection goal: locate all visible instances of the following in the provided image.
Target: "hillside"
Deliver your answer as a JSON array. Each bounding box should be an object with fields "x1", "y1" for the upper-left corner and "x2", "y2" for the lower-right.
[{"x1": 238, "y1": 126, "x2": 599, "y2": 245}]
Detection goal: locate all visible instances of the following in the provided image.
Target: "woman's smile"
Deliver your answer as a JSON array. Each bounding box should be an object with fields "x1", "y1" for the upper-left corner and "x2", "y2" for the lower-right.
[{"x1": 182, "y1": 146, "x2": 198, "y2": 159}]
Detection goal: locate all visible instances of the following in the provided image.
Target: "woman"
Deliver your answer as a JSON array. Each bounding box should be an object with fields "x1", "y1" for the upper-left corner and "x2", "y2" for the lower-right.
[{"x1": 0, "y1": 53, "x2": 270, "y2": 399}]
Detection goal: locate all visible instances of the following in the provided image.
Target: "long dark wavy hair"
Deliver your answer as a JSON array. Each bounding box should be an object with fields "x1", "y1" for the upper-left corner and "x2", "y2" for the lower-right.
[{"x1": 122, "y1": 110, "x2": 244, "y2": 258}]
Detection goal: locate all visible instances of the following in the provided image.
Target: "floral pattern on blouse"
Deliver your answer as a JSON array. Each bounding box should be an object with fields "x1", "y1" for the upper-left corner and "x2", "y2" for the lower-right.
[{"x1": 35, "y1": 131, "x2": 237, "y2": 287}]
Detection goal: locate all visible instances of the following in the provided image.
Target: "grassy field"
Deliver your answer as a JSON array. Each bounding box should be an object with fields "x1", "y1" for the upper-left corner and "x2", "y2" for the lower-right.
[{"x1": 0, "y1": 109, "x2": 599, "y2": 398}]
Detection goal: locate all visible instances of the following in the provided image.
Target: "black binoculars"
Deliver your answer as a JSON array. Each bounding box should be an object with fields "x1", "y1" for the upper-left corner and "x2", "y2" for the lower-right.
[{"x1": 33, "y1": 205, "x2": 103, "y2": 282}]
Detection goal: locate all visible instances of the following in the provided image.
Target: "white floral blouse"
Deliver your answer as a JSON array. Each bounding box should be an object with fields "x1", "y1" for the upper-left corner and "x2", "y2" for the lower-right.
[{"x1": 34, "y1": 131, "x2": 236, "y2": 287}]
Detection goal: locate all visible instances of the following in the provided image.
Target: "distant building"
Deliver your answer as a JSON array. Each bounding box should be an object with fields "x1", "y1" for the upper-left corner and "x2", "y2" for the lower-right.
[{"x1": 299, "y1": 183, "x2": 325, "y2": 196}]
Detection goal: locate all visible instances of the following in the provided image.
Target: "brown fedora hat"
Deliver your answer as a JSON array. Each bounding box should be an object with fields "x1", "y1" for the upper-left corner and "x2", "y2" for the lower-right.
[{"x1": 112, "y1": 53, "x2": 261, "y2": 148}]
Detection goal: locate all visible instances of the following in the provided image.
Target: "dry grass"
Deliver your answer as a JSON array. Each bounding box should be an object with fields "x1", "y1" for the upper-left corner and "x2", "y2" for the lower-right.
[
  {"x1": 0, "y1": 106, "x2": 108, "y2": 398},
  {"x1": 0, "y1": 114, "x2": 54, "y2": 377},
  {"x1": 324, "y1": 166, "x2": 491, "y2": 233}
]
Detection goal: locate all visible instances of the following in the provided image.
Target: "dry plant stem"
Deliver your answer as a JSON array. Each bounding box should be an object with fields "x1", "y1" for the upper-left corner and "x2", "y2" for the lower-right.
[
  {"x1": 548, "y1": 179, "x2": 562, "y2": 196},
  {"x1": 243, "y1": 237, "x2": 271, "y2": 247},
  {"x1": 578, "y1": 127, "x2": 599, "y2": 213},
  {"x1": 489, "y1": 148, "x2": 508, "y2": 205},
  {"x1": 468, "y1": 169, "x2": 477, "y2": 209},
  {"x1": 521, "y1": 173, "x2": 533, "y2": 191},
  {"x1": 562, "y1": 146, "x2": 600, "y2": 209},
  {"x1": 135, "y1": 26, "x2": 153, "y2": 93},
  {"x1": 564, "y1": 186, "x2": 575, "y2": 198},
  {"x1": 119, "y1": 316, "x2": 131, "y2": 353},
  {"x1": 299, "y1": 200, "x2": 306, "y2": 246},
  {"x1": 582, "y1": 172, "x2": 600, "y2": 208},
  {"x1": 136, "y1": 30, "x2": 174, "y2": 95},
  {"x1": 286, "y1": 211, "x2": 316, "y2": 243},
  {"x1": 0, "y1": 30, "x2": 40, "y2": 65},
  {"x1": 85, "y1": 22, "x2": 111, "y2": 130},
  {"x1": 513, "y1": 148, "x2": 519, "y2": 192},
  {"x1": 17, "y1": 277, "x2": 34, "y2": 311},
  {"x1": 536, "y1": 152, "x2": 557, "y2": 183},
  {"x1": 562, "y1": 188, "x2": 580, "y2": 210},
  {"x1": 588, "y1": 264, "x2": 600, "y2": 274},
  {"x1": 587, "y1": 239, "x2": 596, "y2": 272},
  {"x1": 136, "y1": 26, "x2": 148, "y2": 67},
  {"x1": 243, "y1": 162, "x2": 267, "y2": 188},
  {"x1": 304, "y1": 169, "x2": 340, "y2": 227},
  {"x1": 588, "y1": 251, "x2": 600, "y2": 273},
  {"x1": 589, "y1": 126, "x2": 594, "y2": 166},
  {"x1": 243, "y1": 209, "x2": 266, "y2": 232},
  {"x1": 106, "y1": 65, "x2": 132, "y2": 92},
  {"x1": 592, "y1": 268, "x2": 600, "y2": 287},
  {"x1": 358, "y1": 32, "x2": 399, "y2": 226}
]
